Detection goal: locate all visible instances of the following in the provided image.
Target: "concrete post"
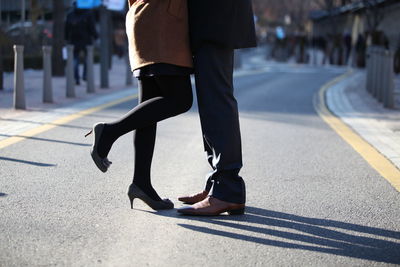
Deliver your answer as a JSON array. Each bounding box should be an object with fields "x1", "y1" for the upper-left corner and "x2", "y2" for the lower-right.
[
  {"x1": 100, "y1": 5, "x2": 109, "y2": 89},
  {"x1": 377, "y1": 49, "x2": 384, "y2": 102},
  {"x1": 369, "y1": 47, "x2": 374, "y2": 94},
  {"x1": 0, "y1": 44, "x2": 3, "y2": 91},
  {"x1": 375, "y1": 47, "x2": 381, "y2": 99},
  {"x1": 13, "y1": 45, "x2": 25, "y2": 109},
  {"x1": 66, "y1": 45, "x2": 75, "y2": 98},
  {"x1": 384, "y1": 51, "x2": 395, "y2": 109},
  {"x1": 86, "y1": 45, "x2": 95, "y2": 93},
  {"x1": 370, "y1": 47, "x2": 376, "y2": 96},
  {"x1": 372, "y1": 47, "x2": 379, "y2": 99},
  {"x1": 42, "y1": 46, "x2": 53, "y2": 103},
  {"x1": 366, "y1": 47, "x2": 372, "y2": 94},
  {"x1": 380, "y1": 50, "x2": 389, "y2": 104}
]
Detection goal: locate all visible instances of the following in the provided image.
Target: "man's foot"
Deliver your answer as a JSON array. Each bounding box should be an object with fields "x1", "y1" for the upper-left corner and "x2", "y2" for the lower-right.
[
  {"x1": 178, "y1": 190, "x2": 209, "y2": 204},
  {"x1": 177, "y1": 196, "x2": 245, "y2": 216}
]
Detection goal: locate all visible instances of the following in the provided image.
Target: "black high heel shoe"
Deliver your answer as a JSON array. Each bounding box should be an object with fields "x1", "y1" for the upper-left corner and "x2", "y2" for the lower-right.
[
  {"x1": 85, "y1": 123, "x2": 112, "y2": 173},
  {"x1": 127, "y1": 183, "x2": 174, "y2": 210}
]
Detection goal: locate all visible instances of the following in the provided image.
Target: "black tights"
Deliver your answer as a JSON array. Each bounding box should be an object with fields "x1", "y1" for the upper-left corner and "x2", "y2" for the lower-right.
[{"x1": 99, "y1": 75, "x2": 193, "y2": 201}]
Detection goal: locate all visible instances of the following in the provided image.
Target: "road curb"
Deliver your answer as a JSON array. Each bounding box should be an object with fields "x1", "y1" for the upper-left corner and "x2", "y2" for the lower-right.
[{"x1": 314, "y1": 70, "x2": 400, "y2": 192}]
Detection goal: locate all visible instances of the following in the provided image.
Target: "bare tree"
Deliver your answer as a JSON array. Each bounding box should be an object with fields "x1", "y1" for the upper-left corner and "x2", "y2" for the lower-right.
[
  {"x1": 281, "y1": 0, "x2": 316, "y2": 32},
  {"x1": 252, "y1": 0, "x2": 355, "y2": 30},
  {"x1": 52, "y1": 0, "x2": 65, "y2": 76},
  {"x1": 313, "y1": 0, "x2": 357, "y2": 10},
  {"x1": 30, "y1": 0, "x2": 44, "y2": 27},
  {"x1": 362, "y1": 0, "x2": 385, "y2": 40}
]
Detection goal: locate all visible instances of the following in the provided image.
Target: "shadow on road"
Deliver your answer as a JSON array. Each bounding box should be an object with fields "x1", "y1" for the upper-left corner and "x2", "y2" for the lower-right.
[
  {"x1": 0, "y1": 134, "x2": 90, "y2": 147},
  {"x1": 0, "y1": 118, "x2": 91, "y2": 130},
  {"x1": 0, "y1": 156, "x2": 57, "y2": 167},
  {"x1": 0, "y1": 192, "x2": 7, "y2": 197},
  {"x1": 14, "y1": 108, "x2": 124, "y2": 120},
  {"x1": 152, "y1": 206, "x2": 400, "y2": 264}
]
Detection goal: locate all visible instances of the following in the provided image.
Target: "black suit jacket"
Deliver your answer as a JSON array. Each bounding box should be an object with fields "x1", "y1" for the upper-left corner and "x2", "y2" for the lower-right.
[{"x1": 188, "y1": 0, "x2": 257, "y2": 51}]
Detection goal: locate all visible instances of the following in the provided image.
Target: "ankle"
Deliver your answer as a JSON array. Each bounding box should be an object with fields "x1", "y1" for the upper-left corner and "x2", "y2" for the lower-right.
[
  {"x1": 132, "y1": 181, "x2": 161, "y2": 201},
  {"x1": 98, "y1": 124, "x2": 114, "y2": 158}
]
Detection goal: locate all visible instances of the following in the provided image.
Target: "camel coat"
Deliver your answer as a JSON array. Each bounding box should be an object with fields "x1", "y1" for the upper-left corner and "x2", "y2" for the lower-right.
[{"x1": 126, "y1": 0, "x2": 193, "y2": 72}]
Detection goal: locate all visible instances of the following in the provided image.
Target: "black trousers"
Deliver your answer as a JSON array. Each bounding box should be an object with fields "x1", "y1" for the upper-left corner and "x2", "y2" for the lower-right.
[{"x1": 194, "y1": 44, "x2": 245, "y2": 204}]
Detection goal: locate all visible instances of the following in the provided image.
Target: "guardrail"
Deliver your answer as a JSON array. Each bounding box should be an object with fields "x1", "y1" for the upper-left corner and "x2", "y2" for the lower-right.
[{"x1": 366, "y1": 46, "x2": 396, "y2": 109}]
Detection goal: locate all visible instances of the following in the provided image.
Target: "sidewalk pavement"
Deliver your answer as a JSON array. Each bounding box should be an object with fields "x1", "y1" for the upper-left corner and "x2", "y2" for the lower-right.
[
  {"x1": 326, "y1": 70, "x2": 400, "y2": 170},
  {"x1": 0, "y1": 56, "x2": 138, "y2": 143}
]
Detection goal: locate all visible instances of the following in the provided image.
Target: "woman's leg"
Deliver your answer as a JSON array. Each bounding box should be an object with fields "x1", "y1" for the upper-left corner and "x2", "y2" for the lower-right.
[
  {"x1": 132, "y1": 79, "x2": 160, "y2": 201},
  {"x1": 132, "y1": 76, "x2": 193, "y2": 200},
  {"x1": 97, "y1": 75, "x2": 193, "y2": 158}
]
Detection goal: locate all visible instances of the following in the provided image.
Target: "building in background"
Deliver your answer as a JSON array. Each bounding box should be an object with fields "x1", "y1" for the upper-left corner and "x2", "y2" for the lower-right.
[{"x1": 310, "y1": 0, "x2": 400, "y2": 68}]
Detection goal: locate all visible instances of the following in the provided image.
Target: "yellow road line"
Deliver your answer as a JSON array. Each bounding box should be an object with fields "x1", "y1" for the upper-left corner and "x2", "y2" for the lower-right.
[
  {"x1": 0, "y1": 94, "x2": 138, "y2": 150},
  {"x1": 314, "y1": 71, "x2": 400, "y2": 192}
]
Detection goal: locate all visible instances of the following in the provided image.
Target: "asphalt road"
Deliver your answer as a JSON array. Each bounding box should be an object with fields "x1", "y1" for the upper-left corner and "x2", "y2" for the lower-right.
[{"x1": 1, "y1": 55, "x2": 400, "y2": 266}]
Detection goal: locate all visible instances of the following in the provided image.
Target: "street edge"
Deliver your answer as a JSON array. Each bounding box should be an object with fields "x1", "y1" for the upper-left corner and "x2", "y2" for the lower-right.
[
  {"x1": 0, "y1": 94, "x2": 138, "y2": 150},
  {"x1": 313, "y1": 70, "x2": 400, "y2": 192}
]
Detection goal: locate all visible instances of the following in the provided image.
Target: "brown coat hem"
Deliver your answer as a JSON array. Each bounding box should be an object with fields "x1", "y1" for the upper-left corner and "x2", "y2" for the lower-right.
[{"x1": 126, "y1": 0, "x2": 193, "y2": 72}]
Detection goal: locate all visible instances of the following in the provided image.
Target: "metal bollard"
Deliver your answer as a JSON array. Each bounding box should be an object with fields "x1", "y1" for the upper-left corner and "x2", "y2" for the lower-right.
[
  {"x1": 384, "y1": 50, "x2": 395, "y2": 109},
  {"x1": 13, "y1": 45, "x2": 26, "y2": 109},
  {"x1": 86, "y1": 45, "x2": 95, "y2": 93},
  {"x1": 370, "y1": 47, "x2": 376, "y2": 96},
  {"x1": 366, "y1": 47, "x2": 372, "y2": 94},
  {"x1": 42, "y1": 46, "x2": 53, "y2": 103},
  {"x1": 100, "y1": 5, "x2": 109, "y2": 89},
  {"x1": 125, "y1": 54, "x2": 133, "y2": 86},
  {"x1": 372, "y1": 47, "x2": 379, "y2": 99},
  {"x1": 66, "y1": 45, "x2": 75, "y2": 98},
  {"x1": 374, "y1": 47, "x2": 380, "y2": 99},
  {"x1": 377, "y1": 49, "x2": 384, "y2": 102},
  {"x1": 380, "y1": 50, "x2": 389, "y2": 103}
]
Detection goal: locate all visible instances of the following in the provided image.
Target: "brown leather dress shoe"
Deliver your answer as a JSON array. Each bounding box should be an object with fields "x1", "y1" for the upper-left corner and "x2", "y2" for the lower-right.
[
  {"x1": 178, "y1": 190, "x2": 209, "y2": 204},
  {"x1": 177, "y1": 196, "x2": 245, "y2": 216}
]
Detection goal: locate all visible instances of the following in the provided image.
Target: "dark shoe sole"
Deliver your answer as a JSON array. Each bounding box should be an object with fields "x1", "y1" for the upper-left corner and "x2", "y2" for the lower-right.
[
  {"x1": 177, "y1": 207, "x2": 245, "y2": 216},
  {"x1": 227, "y1": 208, "x2": 245, "y2": 215}
]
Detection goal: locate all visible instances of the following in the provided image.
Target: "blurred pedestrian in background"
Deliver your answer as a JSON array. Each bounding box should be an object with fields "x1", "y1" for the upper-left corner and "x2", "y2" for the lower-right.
[{"x1": 65, "y1": 1, "x2": 98, "y2": 85}]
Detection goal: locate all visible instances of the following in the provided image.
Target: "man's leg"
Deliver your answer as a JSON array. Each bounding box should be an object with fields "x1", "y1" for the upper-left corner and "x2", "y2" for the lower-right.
[{"x1": 194, "y1": 44, "x2": 245, "y2": 204}]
